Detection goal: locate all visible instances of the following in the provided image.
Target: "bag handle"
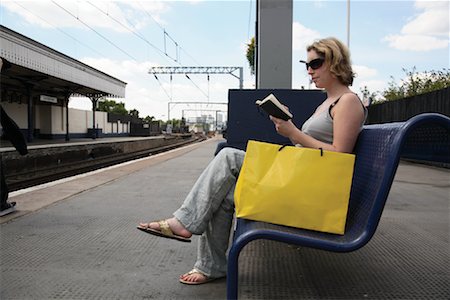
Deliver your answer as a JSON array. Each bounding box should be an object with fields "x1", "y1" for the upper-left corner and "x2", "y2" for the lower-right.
[
  {"x1": 278, "y1": 144, "x2": 290, "y2": 151},
  {"x1": 278, "y1": 144, "x2": 324, "y2": 157}
]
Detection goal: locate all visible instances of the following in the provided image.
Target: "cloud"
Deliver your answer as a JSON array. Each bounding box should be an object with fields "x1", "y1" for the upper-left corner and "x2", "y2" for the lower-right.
[
  {"x1": 352, "y1": 65, "x2": 385, "y2": 95},
  {"x1": 350, "y1": 64, "x2": 388, "y2": 97},
  {"x1": 313, "y1": 0, "x2": 326, "y2": 9},
  {"x1": 383, "y1": 0, "x2": 449, "y2": 51},
  {"x1": 404, "y1": 1, "x2": 449, "y2": 37},
  {"x1": 355, "y1": 79, "x2": 386, "y2": 95},
  {"x1": 353, "y1": 65, "x2": 378, "y2": 79},
  {"x1": 185, "y1": 0, "x2": 204, "y2": 4},
  {"x1": 292, "y1": 22, "x2": 321, "y2": 52},
  {"x1": 126, "y1": 1, "x2": 170, "y2": 26},
  {"x1": 383, "y1": 34, "x2": 448, "y2": 51},
  {"x1": 2, "y1": 1, "x2": 169, "y2": 32}
]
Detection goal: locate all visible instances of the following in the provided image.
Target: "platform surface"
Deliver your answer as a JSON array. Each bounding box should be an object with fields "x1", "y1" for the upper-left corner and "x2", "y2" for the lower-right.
[
  {"x1": 1, "y1": 137, "x2": 449, "y2": 299},
  {"x1": 0, "y1": 135, "x2": 166, "y2": 152}
]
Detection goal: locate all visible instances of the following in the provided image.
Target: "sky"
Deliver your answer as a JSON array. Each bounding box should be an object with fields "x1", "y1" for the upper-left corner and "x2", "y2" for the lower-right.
[{"x1": 0, "y1": 0, "x2": 448, "y2": 121}]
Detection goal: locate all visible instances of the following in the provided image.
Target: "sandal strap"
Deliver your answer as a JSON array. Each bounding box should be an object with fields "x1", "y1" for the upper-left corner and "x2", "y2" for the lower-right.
[
  {"x1": 158, "y1": 220, "x2": 174, "y2": 237},
  {"x1": 186, "y1": 268, "x2": 207, "y2": 277}
]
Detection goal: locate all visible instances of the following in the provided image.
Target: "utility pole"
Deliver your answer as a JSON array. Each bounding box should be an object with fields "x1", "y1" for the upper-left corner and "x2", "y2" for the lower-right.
[
  {"x1": 256, "y1": 0, "x2": 292, "y2": 88},
  {"x1": 347, "y1": 0, "x2": 351, "y2": 48}
]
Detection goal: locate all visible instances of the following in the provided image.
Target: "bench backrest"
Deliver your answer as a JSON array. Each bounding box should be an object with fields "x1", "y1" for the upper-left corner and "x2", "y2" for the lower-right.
[
  {"x1": 226, "y1": 89, "x2": 325, "y2": 150},
  {"x1": 346, "y1": 113, "x2": 450, "y2": 249}
]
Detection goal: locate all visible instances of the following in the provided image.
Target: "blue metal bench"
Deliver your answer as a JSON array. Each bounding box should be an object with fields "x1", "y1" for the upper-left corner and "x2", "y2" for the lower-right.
[{"x1": 222, "y1": 113, "x2": 450, "y2": 299}]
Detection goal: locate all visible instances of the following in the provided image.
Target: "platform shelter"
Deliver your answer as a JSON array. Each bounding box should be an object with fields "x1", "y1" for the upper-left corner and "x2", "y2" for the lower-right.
[{"x1": 0, "y1": 25, "x2": 127, "y2": 142}]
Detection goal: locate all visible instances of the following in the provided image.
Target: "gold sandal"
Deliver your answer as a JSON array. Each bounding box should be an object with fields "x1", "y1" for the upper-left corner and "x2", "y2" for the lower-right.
[
  {"x1": 137, "y1": 220, "x2": 191, "y2": 243},
  {"x1": 179, "y1": 268, "x2": 217, "y2": 285}
]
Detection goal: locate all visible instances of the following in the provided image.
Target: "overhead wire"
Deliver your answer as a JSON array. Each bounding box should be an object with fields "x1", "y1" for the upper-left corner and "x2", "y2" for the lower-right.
[
  {"x1": 136, "y1": 1, "x2": 181, "y2": 65},
  {"x1": 92, "y1": 1, "x2": 208, "y2": 99},
  {"x1": 87, "y1": 1, "x2": 176, "y2": 65},
  {"x1": 136, "y1": 1, "x2": 202, "y2": 66},
  {"x1": 136, "y1": 1, "x2": 211, "y2": 99},
  {"x1": 51, "y1": 0, "x2": 210, "y2": 102},
  {"x1": 87, "y1": 2, "x2": 182, "y2": 101},
  {"x1": 185, "y1": 74, "x2": 209, "y2": 99},
  {"x1": 153, "y1": 74, "x2": 172, "y2": 101},
  {"x1": 178, "y1": 47, "x2": 201, "y2": 66},
  {"x1": 51, "y1": 0, "x2": 138, "y2": 61},
  {"x1": 52, "y1": 0, "x2": 173, "y2": 100},
  {"x1": 51, "y1": 0, "x2": 173, "y2": 99},
  {"x1": 11, "y1": 1, "x2": 104, "y2": 57}
]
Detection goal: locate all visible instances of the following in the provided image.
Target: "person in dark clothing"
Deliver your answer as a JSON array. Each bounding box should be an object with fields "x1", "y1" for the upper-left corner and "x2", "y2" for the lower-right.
[{"x1": 1, "y1": 57, "x2": 28, "y2": 216}]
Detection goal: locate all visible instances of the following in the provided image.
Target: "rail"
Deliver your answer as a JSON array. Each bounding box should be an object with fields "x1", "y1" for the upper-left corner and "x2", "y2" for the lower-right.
[{"x1": 5, "y1": 135, "x2": 206, "y2": 191}]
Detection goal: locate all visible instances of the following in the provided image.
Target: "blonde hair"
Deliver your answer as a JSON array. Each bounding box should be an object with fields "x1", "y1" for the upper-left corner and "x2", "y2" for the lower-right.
[{"x1": 307, "y1": 37, "x2": 354, "y2": 86}]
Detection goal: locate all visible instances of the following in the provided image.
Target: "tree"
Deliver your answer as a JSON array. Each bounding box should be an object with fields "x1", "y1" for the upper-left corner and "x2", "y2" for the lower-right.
[
  {"x1": 360, "y1": 86, "x2": 379, "y2": 106},
  {"x1": 171, "y1": 118, "x2": 182, "y2": 127},
  {"x1": 382, "y1": 67, "x2": 450, "y2": 101},
  {"x1": 97, "y1": 99, "x2": 128, "y2": 115},
  {"x1": 129, "y1": 109, "x2": 140, "y2": 118},
  {"x1": 143, "y1": 115, "x2": 155, "y2": 123},
  {"x1": 246, "y1": 37, "x2": 255, "y2": 75}
]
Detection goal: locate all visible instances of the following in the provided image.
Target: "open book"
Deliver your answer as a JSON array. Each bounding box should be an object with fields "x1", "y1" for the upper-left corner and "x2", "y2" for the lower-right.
[{"x1": 255, "y1": 93, "x2": 293, "y2": 121}]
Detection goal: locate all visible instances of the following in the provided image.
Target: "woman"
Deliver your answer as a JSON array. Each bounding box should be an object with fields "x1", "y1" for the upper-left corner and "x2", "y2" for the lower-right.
[{"x1": 138, "y1": 37, "x2": 367, "y2": 284}]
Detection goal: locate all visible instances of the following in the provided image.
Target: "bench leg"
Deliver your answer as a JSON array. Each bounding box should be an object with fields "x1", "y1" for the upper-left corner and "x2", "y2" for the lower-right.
[{"x1": 227, "y1": 244, "x2": 240, "y2": 300}]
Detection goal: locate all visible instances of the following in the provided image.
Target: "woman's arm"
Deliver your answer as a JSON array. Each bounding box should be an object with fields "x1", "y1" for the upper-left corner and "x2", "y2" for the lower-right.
[{"x1": 270, "y1": 94, "x2": 365, "y2": 153}]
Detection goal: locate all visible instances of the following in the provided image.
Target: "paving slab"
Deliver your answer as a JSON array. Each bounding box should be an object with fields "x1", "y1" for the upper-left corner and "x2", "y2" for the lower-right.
[{"x1": 1, "y1": 137, "x2": 449, "y2": 299}]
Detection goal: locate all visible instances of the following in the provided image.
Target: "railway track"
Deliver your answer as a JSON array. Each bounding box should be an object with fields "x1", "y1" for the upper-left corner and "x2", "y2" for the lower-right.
[{"x1": 6, "y1": 135, "x2": 206, "y2": 192}]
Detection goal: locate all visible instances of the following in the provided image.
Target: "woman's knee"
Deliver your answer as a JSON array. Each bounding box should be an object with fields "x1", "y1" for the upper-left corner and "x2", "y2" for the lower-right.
[{"x1": 215, "y1": 147, "x2": 243, "y2": 166}]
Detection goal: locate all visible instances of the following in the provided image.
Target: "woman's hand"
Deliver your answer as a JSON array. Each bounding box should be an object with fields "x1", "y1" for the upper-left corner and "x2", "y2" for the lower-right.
[{"x1": 269, "y1": 115, "x2": 299, "y2": 139}]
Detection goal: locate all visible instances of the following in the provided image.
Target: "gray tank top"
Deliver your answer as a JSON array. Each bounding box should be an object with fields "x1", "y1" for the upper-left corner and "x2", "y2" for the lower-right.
[{"x1": 301, "y1": 96, "x2": 367, "y2": 144}]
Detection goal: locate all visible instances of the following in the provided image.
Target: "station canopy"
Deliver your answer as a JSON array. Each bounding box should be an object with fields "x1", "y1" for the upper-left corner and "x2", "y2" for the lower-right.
[{"x1": 1, "y1": 25, "x2": 126, "y2": 100}]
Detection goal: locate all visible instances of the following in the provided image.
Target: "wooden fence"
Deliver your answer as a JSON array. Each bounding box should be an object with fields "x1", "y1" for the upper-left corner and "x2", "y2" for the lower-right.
[{"x1": 366, "y1": 87, "x2": 450, "y2": 124}]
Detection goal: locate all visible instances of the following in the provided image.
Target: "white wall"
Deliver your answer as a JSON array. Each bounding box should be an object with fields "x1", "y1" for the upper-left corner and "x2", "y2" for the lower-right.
[
  {"x1": 1, "y1": 103, "x2": 130, "y2": 136},
  {"x1": 50, "y1": 105, "x2": 65, "y2": 134},
  {"x1": 70, "y1": 108, "x2": 111, "y2": 134}
]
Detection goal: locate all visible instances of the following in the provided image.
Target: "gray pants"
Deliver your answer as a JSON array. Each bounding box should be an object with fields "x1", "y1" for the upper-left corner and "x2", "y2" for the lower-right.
[{"x1": 173, "y1": 147, "x2": 245, "y2": 278}]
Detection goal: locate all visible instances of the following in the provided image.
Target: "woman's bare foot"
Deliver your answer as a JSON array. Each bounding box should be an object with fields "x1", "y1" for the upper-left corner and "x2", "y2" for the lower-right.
[{"x1": 139, "y1": 217, "x2": 192, "y2": 239}]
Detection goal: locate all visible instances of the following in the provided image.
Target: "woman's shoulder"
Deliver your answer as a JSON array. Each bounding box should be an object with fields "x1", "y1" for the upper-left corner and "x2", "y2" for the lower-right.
[
  {"x1": 340, "y1": 92, "x2": 360, "y2": 102},
  {"x1": 331, "y1": 92, "x2": 366, "y2": 119},
  {"x1": 330, "y1": 92, "x2": 361, "y2": 110},
  {"x1": 335, "y1": 93, "x2": 365, "y2": 109}
]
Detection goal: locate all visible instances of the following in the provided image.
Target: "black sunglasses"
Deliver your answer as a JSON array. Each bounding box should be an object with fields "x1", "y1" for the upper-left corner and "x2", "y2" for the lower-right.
[{"x1": 299, "y1": 58, "x2": 325, "y2": 70}]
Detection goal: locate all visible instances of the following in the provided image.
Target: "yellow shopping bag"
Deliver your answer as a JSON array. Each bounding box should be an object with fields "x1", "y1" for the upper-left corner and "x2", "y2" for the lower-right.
[{"x1": 234, "y1": 140, "x2": 356, "y2": 235}]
